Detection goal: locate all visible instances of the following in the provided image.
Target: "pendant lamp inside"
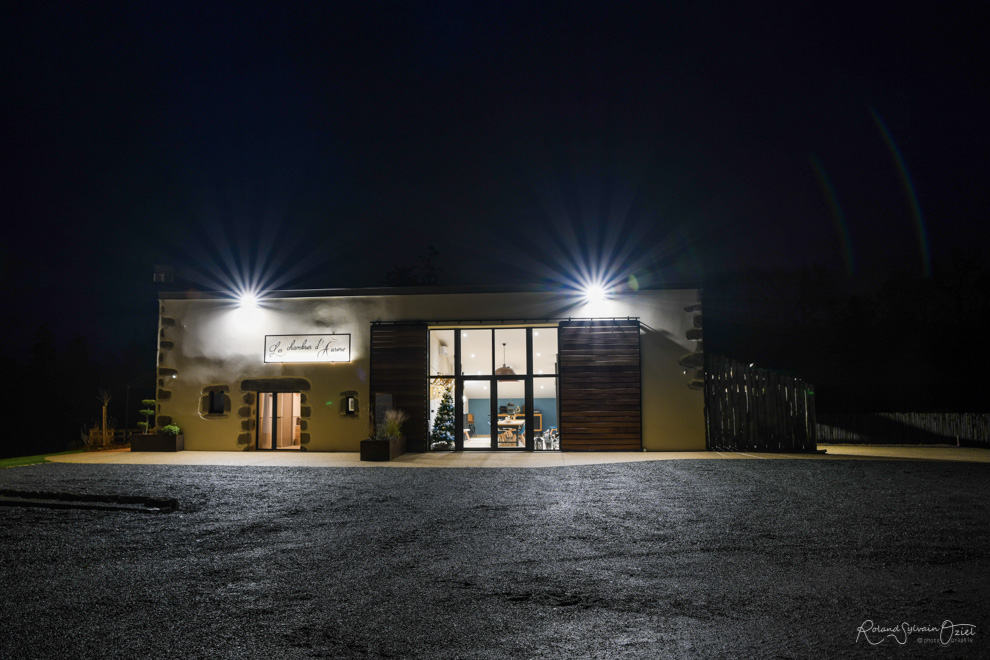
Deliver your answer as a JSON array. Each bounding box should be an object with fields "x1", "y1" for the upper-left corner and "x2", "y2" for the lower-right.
[{"x1": 494, "y1": 342, "x2": 517, "y2": 379}]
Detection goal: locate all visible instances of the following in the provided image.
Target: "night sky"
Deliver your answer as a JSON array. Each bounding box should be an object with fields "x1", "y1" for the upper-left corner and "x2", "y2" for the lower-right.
[{"x1": 2, "y1": 1, "x2": 987, "y2": 355}]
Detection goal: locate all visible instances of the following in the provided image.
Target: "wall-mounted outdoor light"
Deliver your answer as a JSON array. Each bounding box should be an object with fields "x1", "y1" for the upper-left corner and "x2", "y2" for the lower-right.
[
  {"x1": 237, "y1": 291, "x2": 259, "y2": 309},
  {"x1": 584, "y1": 283, "x2": 609, "y2": 303}
]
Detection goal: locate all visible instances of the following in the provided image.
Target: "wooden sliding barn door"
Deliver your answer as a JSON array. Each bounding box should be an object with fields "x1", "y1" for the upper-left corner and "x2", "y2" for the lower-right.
[
  {"x1": 370, "y1": 324, "x2": 428, "y2": 452},
  {"x1": 558, "y1": 319, "x2": 642, "y2": 451}
]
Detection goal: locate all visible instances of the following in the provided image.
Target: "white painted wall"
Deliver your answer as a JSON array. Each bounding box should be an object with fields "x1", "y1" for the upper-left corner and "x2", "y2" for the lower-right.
[{"x1": 158, "y1": 288, "x2": 705, "y2": 451}]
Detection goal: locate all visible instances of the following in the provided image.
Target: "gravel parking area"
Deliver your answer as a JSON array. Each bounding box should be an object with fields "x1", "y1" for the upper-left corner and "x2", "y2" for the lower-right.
[{"x1": 1, "y1": 460, "x2": 987, "y2": 658}]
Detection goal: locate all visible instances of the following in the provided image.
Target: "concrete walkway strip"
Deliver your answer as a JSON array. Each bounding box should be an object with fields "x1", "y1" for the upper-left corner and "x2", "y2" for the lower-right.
[{"x1": 43, "y1": 445, "x2": 990, "y2": 467}]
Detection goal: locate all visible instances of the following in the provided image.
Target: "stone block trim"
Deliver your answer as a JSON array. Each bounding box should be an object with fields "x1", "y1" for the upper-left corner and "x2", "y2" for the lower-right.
[
  {"x1": 683, "y1": 292, "x2": 704, "y2": 390},
  {"x1": 240, "y1": 378, "x2": 311, "y2": 392},
  {"x1": 235, "y1": 378, "x2": 314, "y2": 450}
]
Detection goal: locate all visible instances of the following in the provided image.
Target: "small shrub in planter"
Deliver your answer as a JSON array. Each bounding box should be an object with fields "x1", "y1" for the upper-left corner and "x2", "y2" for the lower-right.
[
  {"x1": 377, "y1": 409, "x2": 408, "y2": 442},
  {"x1": 138, "y1": 400, "x2": 156, "y2": 434},
  {"x1": 131, "y1": 423, "x2": 184, "y2": 452},
  {"x1": 361, "y1": 409, "x2": 408, "y2": 461}
]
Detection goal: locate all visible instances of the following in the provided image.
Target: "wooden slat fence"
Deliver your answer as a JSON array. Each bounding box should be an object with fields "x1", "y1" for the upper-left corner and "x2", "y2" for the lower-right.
[
  {"x1": 86, "y1": 428, "x2": 131, "y2": 447},
  {"x1": 705, "y1": 354, "x2": 818, "y2": 452},
  {"x1": 817, "y1": 412, "x2": 990, "y2": 447}
]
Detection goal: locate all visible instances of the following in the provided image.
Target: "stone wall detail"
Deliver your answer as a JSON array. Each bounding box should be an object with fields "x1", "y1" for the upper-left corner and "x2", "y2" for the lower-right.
[
  {"x1": 679, "y1": 295, "x2": 704, "y2": 389},
  {"x1": 157, "y1": 307, "x2": 179, "y2": 411}
]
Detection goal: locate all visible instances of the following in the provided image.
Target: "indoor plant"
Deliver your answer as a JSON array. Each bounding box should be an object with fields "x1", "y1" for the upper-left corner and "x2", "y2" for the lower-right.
[{"x1": 430, "y1": 385, "x2": 456, "y2": 450}]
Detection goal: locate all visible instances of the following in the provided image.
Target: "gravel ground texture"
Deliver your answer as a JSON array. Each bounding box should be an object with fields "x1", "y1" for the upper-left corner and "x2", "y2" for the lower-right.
[{"x1": 1, "y1": 460, "x2": 987, "y2": 659}]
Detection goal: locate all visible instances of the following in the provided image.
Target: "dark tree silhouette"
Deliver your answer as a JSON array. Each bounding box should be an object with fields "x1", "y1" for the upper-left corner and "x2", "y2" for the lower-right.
[{"x1": 385, "y1": 244, "x2": 442, "y2": 286}]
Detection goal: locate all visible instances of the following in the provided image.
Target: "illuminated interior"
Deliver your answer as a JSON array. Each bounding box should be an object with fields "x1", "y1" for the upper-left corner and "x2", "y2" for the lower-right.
[
  {"x1": 258, "y1": 392, "x2": 302, "y2": 449},
  {"x1": 428, "y1": 327, "x2": 559, "y2": 450}
]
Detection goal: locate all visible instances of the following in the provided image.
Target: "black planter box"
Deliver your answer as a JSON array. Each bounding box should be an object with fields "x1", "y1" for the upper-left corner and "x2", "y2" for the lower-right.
[
  {"x1": 360, "y1": 436, "x2": 405, "y2": 461},
  {"x1": 131, "y1": 433, "x2": 185, "y2": 452}
]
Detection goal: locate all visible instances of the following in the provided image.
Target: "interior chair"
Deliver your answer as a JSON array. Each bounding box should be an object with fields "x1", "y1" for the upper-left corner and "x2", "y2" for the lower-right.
[{"x1": 498, "y1": 427, "x2": 517, "y2": 447}]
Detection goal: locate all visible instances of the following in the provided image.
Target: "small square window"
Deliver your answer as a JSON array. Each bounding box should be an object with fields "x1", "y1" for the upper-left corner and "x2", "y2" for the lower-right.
[{"x1": 208, "y1": 391, "x2": 225, "y2": 414}]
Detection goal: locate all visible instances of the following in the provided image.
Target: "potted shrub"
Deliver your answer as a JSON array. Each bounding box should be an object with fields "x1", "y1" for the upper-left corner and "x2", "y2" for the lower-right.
[
  {"x1": 131, "y1": 423, "x2": 184, "y2": 452},
  {"x1": 360, "y1": 409, "x2": 408, "y2": 461},
  {"x1": 137, "y1": 399, "x2": 156, "y2": 434}
]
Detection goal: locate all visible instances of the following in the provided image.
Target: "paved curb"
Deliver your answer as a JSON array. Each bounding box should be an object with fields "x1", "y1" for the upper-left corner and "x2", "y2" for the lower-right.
[{"x1": 43, "y1": 445, "x2": 990, "y2": 467}]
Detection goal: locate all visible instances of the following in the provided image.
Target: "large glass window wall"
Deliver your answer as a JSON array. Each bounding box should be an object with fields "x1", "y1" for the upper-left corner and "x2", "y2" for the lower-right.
[{"x1": 428, "y1": 326, "x2": 558, "y2": 451}]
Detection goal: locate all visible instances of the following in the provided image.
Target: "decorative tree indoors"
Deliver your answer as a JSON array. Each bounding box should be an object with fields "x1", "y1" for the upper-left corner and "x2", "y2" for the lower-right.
[
  {"x1": 137, "y1": 399, "x2": 156, "y2": 434},
  {"x1": 430, "y1": 383, "x2": 456, "y2": 450}
]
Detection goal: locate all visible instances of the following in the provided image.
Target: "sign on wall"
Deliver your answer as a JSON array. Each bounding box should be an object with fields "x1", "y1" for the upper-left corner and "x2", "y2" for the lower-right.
[{"x1": 265, "y1": 334, "x2": 351, "y2": 363}]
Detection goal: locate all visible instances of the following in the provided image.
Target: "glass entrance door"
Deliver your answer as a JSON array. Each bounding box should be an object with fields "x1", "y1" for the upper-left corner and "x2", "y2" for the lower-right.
[
  {"x1": 257, "y1": 392, "x2": 302, "y2": 450},
  {"x1": 494, "y1": 379, "x2": 526, "y2": 449},
  {"x1": 461, "y1": 379, "x2": 527, "y2": 449},
  {"x1": 462, "y1": 380, "x2": 491, "y2": 449}
]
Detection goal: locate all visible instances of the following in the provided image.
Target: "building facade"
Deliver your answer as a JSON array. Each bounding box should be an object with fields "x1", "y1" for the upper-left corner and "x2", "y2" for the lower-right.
[{"x1": 156, "y1": 286, "x2": 704, "y2": 452}]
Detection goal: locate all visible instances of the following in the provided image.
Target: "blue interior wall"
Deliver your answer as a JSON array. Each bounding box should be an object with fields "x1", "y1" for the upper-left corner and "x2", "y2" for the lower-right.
[{"x1": 466, "y1": 398, "x2": 558, "y2": 435}]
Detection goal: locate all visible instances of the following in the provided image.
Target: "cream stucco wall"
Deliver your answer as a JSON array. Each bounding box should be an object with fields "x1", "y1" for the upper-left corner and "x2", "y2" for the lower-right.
[{"x1": 158, "y1": 288, "x2": 705, "y2": 451}]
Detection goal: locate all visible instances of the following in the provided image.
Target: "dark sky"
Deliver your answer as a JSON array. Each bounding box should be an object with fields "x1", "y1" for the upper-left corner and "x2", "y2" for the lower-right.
[{"x1": 2, "y1": 1, "x2": 987, "y2": 354}]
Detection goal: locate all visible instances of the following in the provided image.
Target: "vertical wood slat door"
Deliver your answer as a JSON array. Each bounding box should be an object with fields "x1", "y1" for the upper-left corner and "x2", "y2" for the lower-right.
[
  {"x1": 370, "y1": 324, "x2": 428, "y2": 452},
  {"x1": 558, "y1": 319, "x2": 642, "y2": 451}
]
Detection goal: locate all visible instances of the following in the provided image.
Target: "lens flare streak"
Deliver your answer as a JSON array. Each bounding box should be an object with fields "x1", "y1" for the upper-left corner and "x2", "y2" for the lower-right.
[
  {"x1": 870, "y1": 108, "x2": 931, "y2": 277},
  {"x1": 809, "y1": 153, "x2": 855, "y2": 277}
]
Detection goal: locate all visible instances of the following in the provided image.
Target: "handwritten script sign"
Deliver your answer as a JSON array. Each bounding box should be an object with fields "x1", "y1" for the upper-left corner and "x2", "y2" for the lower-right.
[{"x1": 265, "y1": 335, "x2": 351, "y2": 363}]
